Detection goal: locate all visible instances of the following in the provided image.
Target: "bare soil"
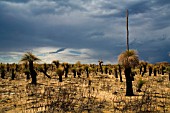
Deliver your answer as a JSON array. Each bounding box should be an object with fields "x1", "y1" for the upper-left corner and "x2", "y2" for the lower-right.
[{"x1": 0, "y1": 72, "x2": 170, "y2": 113}]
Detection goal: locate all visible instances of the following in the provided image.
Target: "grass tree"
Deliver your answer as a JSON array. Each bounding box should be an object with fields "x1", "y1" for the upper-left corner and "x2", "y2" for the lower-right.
[
  {"x1": 140, "y1": 61, "x2": 148, "y2": 76},
  {"x1": 104, "y1": 66, "x2": 108, "y2": 74},
  {"x1": 37, "y1": 63, "x2": 51, "y2": 79},
  {"x1": 118, "y1": 10, "x2": 139, "y2": 96},
  {"x1": 148, "y1": 64, "x2": 153, "y2": 76},
  {"x1": 20, "y1": 52, "x2": 40, "y2": 85},
  {"x1": 11, "y1": 68, "x2": 15, "y2": 80},
  {"x1": 118, "y1": 64, "x2": 123, "y2": 82},
  {"x1": 118, "y1": 50, "x2": 139, "y2": 96},
  {"x1": 52, "y1": 60, "x2": 60, "y2": 69},
  {"x1": 98, "y1": 60, "x2": 103, "y2": 74},
  {"x1": 62, "y1": 62, "x2": 70, "y2": 78},
  {"x1": 153, "y1": 65, "x2": 157, "y2": 76},
  {"x1": 0, "y1": 64, "x2": 5, "y2": 79},
  {"x1": 56, "y1": 68, "x2": 64, "y2": 82},
  {"x1": 114, "y1": 65, "x2": 118, "y2": 78},
  {"x1": 166, "y1": 66, "x2": 170, "y2": 81},
  {"x1": 71, "y1": 67, "x2": 77, "y2": 78},
  {"x1": 84, "y1": 65, "x2": 89, "y2": 78}
]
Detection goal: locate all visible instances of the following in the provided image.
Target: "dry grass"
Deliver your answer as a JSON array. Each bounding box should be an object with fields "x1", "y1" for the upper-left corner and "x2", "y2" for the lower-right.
[{"x1": 0, "y1": 71, "x2": 170, "y2": 113}]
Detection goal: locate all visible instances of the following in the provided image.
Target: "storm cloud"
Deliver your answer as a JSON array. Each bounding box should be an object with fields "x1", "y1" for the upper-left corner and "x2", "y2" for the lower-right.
[{"x1": 0, "y1": 0, "x2": 169, "y2": 64}]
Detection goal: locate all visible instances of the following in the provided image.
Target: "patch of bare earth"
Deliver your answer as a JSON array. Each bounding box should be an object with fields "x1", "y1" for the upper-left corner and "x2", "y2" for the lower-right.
[{"x1": 0, "y1": 72, "x2": 170, "y2": 113}]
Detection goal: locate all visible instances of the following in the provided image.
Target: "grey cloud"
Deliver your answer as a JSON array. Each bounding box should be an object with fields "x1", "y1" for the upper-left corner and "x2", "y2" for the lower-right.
[
  {"x1": 49, "y1": 48, "x2": 66, "y2": 54},
  {"x1": 0, "y1": 0, "x2": 170, "y2": 63}
]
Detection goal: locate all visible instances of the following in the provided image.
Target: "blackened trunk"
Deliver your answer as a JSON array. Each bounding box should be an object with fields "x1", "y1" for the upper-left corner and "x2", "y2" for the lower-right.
[
  {"x1": 99, "y1": 65, "x2": 103, "y2": 74},
  {"x1": 154, "y1": 68, "x2": 157, "y2": 76},
  {"x1": 169, "y1": 73, "x2": 170, "y2": 81},
  {"x1": 29, "y1": 61, "x2": 37, "y2": 85},
  {"x1": 64, "y1": 70, "x2": 68, "y2": 78},
  {"x1": 105, "y1": 67, "x2": 108, "y2": 74},
  {"x1": 64, "y1": 64, "x2": 69, "y2": 78},
  {"x1": 125, "y1": 67, "x2": 134, "y2": 96},
  {"x1": 1, "y1": 71, "x2": 5, "y2": 79},
  {"x1": 109, "y1": 69, "x2": 112, "y2": 75},
  {"x1": 72, "y1": 70, "x2": 76, "y2": 78},
  {"x1": 77, "y1": 72, "x2": 81, "y2": 78},
  {"x1": 73, "y1": 72, "x2": 76, "y2": 78},
  {"x1": 7, "y1": 64, "x2": 10, "y2": 72},
  {"x1": 114, "y1": 68, "x2": 118, "y2": 78},
  {"x1": 161, "y1": 66, "x2": 165, "y2": 75},
  {"x1": 118, "y1": 65, "x2": 123, "y2": 82},
  {"x1": 11, "y1": 69, "x2": 15, "y2": 80},
  {"x1": 25, "y1": 72, "x2": 30, "y2": 80},
  {"x1": 131, "y1": 72, "x2": 135, "y2": 81},
  {"x1": 31, "y1": 69, "x2": 37, "y2": 85},
  {"x1": 59, "y1": 75, "x2": 62, "y2": 82},
  {"x1": 143, "y1": 65, "x2": 147, "y2": 73},
  {"x1": 139, "y1": 66, "x2": 142, "y2": 75},
  {"x1": 142, "y1": 65, "x2": 147, "y2": 77},
  {"x1": 149, "y1": 67, "x2": 152, "y2": 76},
  {"x1": 86, "y1": 69, "x2": 89, "y2": 78},
  {"x1": 43, "y1": 72, "x2": 51, "y2": 79}
]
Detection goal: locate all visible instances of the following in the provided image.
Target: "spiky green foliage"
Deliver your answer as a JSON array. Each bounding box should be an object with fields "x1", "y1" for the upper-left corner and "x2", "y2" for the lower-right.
[
  {"x1": 20, "y1": 52, "x2": 40, "y2": 63},
  {"x1": 118, "y1": 50, "x2": 139, "y2": 68},
  {"x1": 136, "y1": 79, "x2": 145, "y2": 92}
]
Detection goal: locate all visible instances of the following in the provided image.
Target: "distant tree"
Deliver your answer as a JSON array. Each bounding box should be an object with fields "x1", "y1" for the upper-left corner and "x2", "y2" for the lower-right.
[
  {"x1": 118, "y1": 50, "x2": 139, "y2": 96},
  {"x1": 20, "y1": 52, "x2": 40, "y2": 85},
  {"x1": 98, "y1": 60, "x2": 103, "y2": 74},
  {"x1": 108, "y1": 68, "x2": 112, "y2": 75},
  {"x1": 52, "y1": 60, "x2": 60, "y2": 69},
  {"x1": 140, "y1": 61, "x2": 147, "y2": 76},
  {"x1": 37, "y1": 63, "x2": 51, "y2": 79},
  {"x1": 56, "y1": 68, "x2": 64, "y2": 82},
  {"x1": 75, "y1": 61, "x2": 81, "y2": 67},
  {"x1": 6, "y1": 63, "x2": 10, "y2": 72},
  {"x1": 148, "y1": 64, "x2": 153, "y2": 76},
  {"x1": 118, "y1": 64, "x2": 123, "y2": 82},
  {"x1": 153, "y1": 66, "x2": 157, "y2": 76},
  {"x1": 114, "y1": 65, "x2": 118, "y2": 78},
  {"x1": 104, "y1": 66, "x2": 108, "y2": 74},
  {"x1": 71, "y1": 67, "x2": 77, "y2": 78},
  {"x1": 11, "y1": 68, "x2": 15, "y2": 80},
  {"x1": 166, "y1": 66, "x2": 170, "y2": 81},
  {"x1": 84, "y1": 65, "x2": 89, "y2": 78},
  {"x1": 62, "y1": 62, "x2": 69, "y2": 78},
  {"x1": 0, "y1": 64, "x2": 5, "y2": 79}
]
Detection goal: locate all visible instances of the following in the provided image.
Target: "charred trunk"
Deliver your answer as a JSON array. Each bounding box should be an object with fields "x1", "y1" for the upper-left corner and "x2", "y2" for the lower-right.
[
  {"x1": 86, "y1": 68, "x2": 89, "y2": 78},
  {"x1": 125, "y1": 67, "x2": 134, "y2": 96},
  {"x1": 59, "y1": 75, "x2": 62, "y2": 82},
  {"x1": 118, "y1": 65, "x2": 123, "y2": 82},
  {"x1": 29, "y1": 61, "x2": 37, "y2": 85},
  {"x1": 149, "y1": 67, "x2": 152, "y2": 76},
  {"x1": 154, "y1": 68, "x2": 157, "y2": 76},
  {"x1": 114, "y1": 68, "x2": 118, "y2": 78},
  {"x1": 11, "y1": 69, "x2": 15, "y2": 80}
]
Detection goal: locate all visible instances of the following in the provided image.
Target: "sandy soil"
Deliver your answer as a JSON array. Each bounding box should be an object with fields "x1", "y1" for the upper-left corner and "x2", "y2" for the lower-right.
[{"x1": 0, "y1": 71, "x2": 170, "y2": 113}]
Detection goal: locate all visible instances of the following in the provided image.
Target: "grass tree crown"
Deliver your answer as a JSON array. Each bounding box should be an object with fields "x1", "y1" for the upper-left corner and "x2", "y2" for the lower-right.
[
  {"x1": 118, "y1": 49, "x2": 139, "y2": 68},
  {"x1": 20, "y1": 52, "x2": 40, "y2": 63}
]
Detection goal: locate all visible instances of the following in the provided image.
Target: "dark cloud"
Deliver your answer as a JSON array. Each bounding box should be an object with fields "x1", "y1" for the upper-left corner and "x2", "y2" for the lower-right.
[
  {"x1": 128, "y1": 1, "x2": 151, "y2": 14},
  {"x1": 0, "y1": 0, "x2": 170, "y2": 63},
  {"x1": 49, "y1": 48, "x2": 66, "y2": 54}
]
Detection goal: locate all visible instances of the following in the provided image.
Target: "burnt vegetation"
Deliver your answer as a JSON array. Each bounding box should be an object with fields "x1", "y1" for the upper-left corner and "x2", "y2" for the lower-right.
[{"x1": 0, "y1": 59, "x2": 170, "y2": 113}]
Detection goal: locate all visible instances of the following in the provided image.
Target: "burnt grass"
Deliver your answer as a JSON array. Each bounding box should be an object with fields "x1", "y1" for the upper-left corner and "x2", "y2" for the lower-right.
[{"x1": 0, "y1": 70, "x2": 170, "y2": 113}]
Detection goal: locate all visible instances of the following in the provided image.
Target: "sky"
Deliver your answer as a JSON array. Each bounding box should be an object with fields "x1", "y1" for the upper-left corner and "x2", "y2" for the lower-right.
[{"x1": 0, "y1": 0, "x2": 170, "y2": 64}]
